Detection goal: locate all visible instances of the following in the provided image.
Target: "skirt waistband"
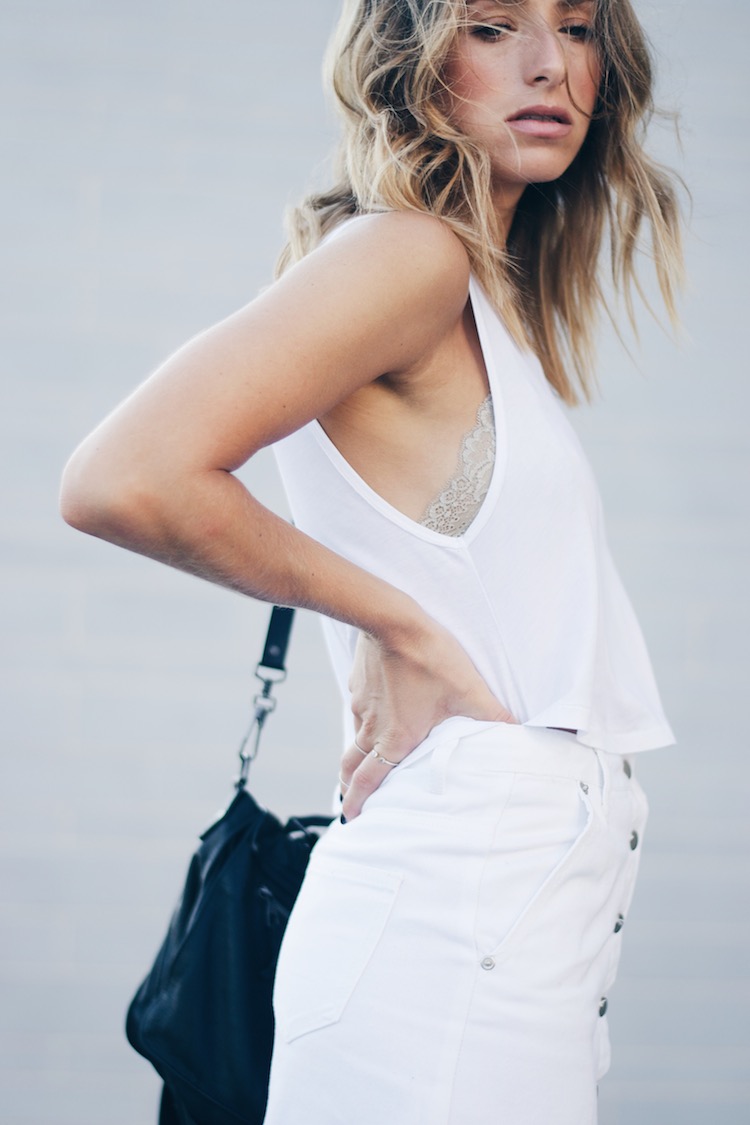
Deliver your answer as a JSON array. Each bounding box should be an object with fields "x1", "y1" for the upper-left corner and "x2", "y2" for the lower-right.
[{"x1": 397, "y1": 723, "x2": 636, "y2": 804}]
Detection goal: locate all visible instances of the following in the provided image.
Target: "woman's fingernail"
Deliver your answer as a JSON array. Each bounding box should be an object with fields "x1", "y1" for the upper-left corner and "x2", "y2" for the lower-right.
[
  {"x1": 339, "y1": 791, "x2": 344, "y2": 803},
  {"x1": 340, "y1": 814, "x2": 347, "y2": 825}
]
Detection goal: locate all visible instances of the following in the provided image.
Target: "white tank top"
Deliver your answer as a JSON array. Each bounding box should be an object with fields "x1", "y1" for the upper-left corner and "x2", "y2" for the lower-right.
[{"x1": 273, "y1": 274, "x2": 674, "y2": 756}]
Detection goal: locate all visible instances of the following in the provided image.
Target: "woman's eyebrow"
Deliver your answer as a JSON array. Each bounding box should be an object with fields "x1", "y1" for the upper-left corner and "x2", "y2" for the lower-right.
[
  {"x1": 557, "y1": 0, "x2": 596, "y2": 12},
  {"x1": 466, "y1": 0, "x2": 524, "y2": 13},
  {"x1": 467, "y1": 0, "x2": 595, "y2": 11}
]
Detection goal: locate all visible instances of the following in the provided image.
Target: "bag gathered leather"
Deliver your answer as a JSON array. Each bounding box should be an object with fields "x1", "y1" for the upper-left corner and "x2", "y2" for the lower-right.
[{"x1": 125, "y1": 607, "x2": 332, "y2": 1124}]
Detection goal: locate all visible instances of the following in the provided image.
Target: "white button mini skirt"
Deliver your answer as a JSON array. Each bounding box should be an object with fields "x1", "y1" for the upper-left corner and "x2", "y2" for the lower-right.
[{"x1": 263, "y1": 724, "x2": 648, "y2": 1125}]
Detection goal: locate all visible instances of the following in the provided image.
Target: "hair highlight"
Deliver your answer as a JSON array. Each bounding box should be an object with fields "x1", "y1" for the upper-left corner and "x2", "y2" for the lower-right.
[{"x1": 277, "y1": 0, "x2": 684, "y2": 404}]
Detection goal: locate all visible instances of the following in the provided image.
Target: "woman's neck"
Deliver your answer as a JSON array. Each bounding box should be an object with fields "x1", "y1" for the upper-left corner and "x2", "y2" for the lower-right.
[{"x1": 492, "y1": 184, "x2": 526, "y2": 243}]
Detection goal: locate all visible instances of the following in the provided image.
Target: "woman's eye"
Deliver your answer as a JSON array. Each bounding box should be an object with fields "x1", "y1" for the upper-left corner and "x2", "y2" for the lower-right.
[
  {"x1": 470, "y1": 23, "x2": 513, "y2": 41},
  {"x1": 561, "y1": 23, "x2": 594, "y2": 42}
]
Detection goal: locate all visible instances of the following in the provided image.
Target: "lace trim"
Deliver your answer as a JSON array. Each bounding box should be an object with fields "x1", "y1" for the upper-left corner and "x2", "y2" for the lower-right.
[{"x1": 419, "y1": 395, "x2": 495, "y2": 537}]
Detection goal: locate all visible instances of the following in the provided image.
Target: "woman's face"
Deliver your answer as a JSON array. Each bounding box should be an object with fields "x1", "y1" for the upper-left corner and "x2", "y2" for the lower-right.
[{"x1": 445, "y1": 0, "x2": 601, "y2": 216}]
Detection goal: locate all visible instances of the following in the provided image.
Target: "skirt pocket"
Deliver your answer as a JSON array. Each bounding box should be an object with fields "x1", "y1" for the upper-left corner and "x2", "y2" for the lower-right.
[
  {"x1": 473, "y1": 772, "x2": 595, "y2": 960},
  {"x1": 272, "y1": 856, "x2": 402, "y2": 1043}
]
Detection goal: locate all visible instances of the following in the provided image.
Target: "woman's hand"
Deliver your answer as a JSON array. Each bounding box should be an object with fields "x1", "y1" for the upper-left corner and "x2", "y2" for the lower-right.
[{"x1": 339, "y1": 617, "x2": 516, "y2": 820}]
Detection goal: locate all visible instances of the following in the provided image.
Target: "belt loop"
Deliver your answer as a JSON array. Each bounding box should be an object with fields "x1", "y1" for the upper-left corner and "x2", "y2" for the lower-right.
[{"x1": 428, "y1": 738, "x2": 459, "y2": 795}]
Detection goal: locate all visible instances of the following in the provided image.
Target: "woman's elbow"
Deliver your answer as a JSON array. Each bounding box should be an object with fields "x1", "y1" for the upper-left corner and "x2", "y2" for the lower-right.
[{"x1": 59, "y1": 440, "x2": 156, "y2": 543}]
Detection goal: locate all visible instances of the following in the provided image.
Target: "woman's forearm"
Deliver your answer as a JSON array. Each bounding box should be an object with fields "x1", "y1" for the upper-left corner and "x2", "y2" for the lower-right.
[{"x1": 60, "y1": 449, "x2": 425, "y2": 647}]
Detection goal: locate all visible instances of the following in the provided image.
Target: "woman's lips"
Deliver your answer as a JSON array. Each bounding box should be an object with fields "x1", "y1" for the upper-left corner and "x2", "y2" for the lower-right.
[{"x1": 506, "y1": 106, "x2": 573, "y2": 139}]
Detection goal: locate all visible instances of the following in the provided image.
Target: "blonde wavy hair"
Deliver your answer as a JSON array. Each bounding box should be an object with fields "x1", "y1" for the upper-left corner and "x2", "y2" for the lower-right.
[{"x1": 277, "y1": 0, "x2": 683, "y2": 403}]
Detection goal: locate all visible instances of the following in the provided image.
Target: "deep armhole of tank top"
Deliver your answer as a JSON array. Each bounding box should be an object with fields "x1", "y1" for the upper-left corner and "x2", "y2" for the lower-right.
[{"x1": 308, "y1": 275, "x2": 508, "y2": 547}]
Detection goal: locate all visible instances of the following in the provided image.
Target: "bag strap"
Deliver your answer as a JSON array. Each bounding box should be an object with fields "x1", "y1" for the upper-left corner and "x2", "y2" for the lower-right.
[
  {"x1": 236, "y1": 606, "x2": 295, "y2": 790},
  {"x1": 259, "y1": 605, "x2": 294, "y2": 674}
]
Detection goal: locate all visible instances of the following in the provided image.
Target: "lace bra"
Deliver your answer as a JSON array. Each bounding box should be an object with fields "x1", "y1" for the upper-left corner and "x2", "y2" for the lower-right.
[{"x1": 419, "y1": 395, "x2": 495, "y2": 537}]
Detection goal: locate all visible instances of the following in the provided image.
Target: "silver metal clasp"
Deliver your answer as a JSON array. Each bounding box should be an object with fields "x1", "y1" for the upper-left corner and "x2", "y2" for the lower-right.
[{"x1": 235, "y1": 662, "x2": 288, "y2": 789}]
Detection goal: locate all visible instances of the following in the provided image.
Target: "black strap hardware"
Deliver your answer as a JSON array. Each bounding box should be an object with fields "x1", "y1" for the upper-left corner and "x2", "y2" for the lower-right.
[{"x1": 236, "y1": 606, "x2": 295, "y2": 790}]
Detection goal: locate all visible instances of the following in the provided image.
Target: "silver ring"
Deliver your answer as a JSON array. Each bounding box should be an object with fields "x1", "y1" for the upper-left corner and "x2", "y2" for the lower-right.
[
  {"x1": 353, "y1": 738, "x2": 368, "y2": 757},
  {"x1": 338, "y1": 774, "x2": 350, "y2": 789},
  {"x1": 369, "y1": 748, "x2": 398, "y2": 768}
]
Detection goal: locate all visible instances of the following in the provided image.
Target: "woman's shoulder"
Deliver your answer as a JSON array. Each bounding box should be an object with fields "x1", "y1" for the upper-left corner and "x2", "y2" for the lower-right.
[
  {"x1": 324, "y1": 209, "x2": 468, "y2": 258},
  {"x1": 269, "y1": 211, "x2": 471, "y2": 379},
  {"x1": 317, "y1": 210, "x2": 471, "y2": 319}
]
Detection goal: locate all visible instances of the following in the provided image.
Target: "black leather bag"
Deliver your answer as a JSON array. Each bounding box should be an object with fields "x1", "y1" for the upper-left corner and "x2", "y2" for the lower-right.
[{"x1": 125, "y1": 607, "x2": 332, "y2": 1125}]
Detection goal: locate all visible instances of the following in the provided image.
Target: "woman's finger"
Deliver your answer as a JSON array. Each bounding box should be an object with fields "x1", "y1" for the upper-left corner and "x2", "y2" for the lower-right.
[
  {"x1": 353, "y1": 735, "x2": 370, "y2": 758},
  {"x1": 338, "y1": 729, "x2": 374, "y2": 782},
  {"x1": 341, "y1": 745, "x2": 402, "y2": 821},
  {"x1": 339, "y1": 738, "x2": 371, "y2": 786}
]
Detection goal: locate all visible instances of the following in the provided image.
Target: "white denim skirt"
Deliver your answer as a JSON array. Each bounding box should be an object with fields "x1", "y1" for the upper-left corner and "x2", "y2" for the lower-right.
[{"x1": 263, "y1": 723, "x2": 648, "y2": 1125}]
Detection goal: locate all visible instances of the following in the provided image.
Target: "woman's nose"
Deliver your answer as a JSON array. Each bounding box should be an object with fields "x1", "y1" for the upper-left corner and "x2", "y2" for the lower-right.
[{"x1": 521, "y1": 24, "x2": 567, "y2": 88}]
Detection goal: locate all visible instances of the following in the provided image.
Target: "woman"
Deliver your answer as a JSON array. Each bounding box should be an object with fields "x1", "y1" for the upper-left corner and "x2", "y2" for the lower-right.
[{"x1": 61, "y1": 0, "x2": 683, "y2": 1120}]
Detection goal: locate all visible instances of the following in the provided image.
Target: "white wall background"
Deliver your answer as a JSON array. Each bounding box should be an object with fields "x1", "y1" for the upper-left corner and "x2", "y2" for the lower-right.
[{"x1": 1, "y1": 2, "x2": 748, "y2": 1122}]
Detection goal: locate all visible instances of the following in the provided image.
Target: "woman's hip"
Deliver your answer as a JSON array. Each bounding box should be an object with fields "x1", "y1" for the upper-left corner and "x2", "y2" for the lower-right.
[{"x1": 271, "y1": 723, "x2": 647, "y2": 1044}]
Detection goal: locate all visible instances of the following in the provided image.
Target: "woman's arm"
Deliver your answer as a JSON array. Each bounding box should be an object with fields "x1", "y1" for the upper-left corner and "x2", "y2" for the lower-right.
[
  {"x1": 60, "y1": 211, "x2": 512, "y2": 817},
  {"x1": 62, "y1": 213, "x2": 459, "y2": 605}
]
